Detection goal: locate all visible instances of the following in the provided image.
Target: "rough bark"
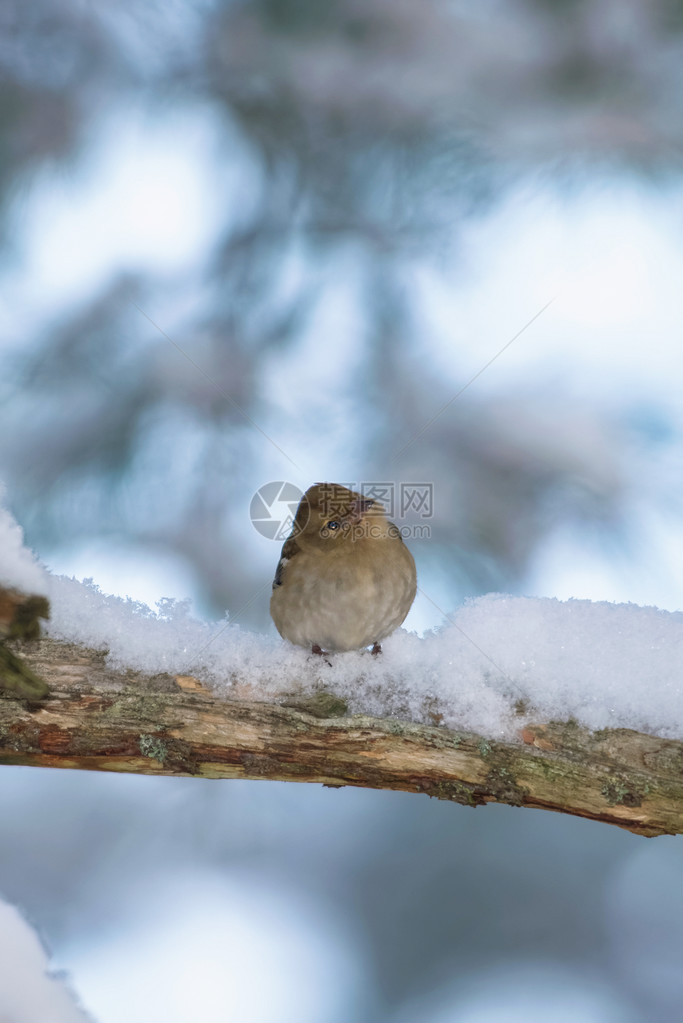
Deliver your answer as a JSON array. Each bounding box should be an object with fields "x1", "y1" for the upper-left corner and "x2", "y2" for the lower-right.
[{"x1": 1, "y1": 635, "x2": 682, "y2": 837}]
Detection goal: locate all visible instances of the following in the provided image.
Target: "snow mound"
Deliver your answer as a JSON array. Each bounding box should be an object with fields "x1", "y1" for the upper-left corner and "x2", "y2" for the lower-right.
[
  {"x1": 45, "y1": 575, "x2": 683, "y2": 741},
  {"x1": 0, "y1": 500, "x2": 48, "y2": 595}
]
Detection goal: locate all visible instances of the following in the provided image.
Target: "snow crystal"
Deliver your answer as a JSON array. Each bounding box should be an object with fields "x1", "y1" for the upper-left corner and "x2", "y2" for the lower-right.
[
  {"x1": 44, "y1": 575, "x2": 683, "y2": 742},
  {"x1": 0, "y1": 499, "x2": 48, "y2": 595}
]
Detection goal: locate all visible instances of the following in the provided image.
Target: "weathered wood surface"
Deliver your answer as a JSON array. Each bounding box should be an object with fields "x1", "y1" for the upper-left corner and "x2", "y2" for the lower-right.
[{"x1": 1, "y1": 636, "x2": 682, "y2": 837}]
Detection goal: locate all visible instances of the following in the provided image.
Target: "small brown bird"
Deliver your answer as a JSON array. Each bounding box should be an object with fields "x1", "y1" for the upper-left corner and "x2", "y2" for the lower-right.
[{"x1": 270, "y1": 483, "x2": 417, "y2": 654}]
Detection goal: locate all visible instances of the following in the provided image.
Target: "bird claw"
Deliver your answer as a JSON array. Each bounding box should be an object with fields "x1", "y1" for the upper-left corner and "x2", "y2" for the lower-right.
[
  {"x1": 311, "y1": 644, "x2": 332, "y2": 667},
  {"x1": 371, "y1": 642, "x2": 382, "y2": 656}
]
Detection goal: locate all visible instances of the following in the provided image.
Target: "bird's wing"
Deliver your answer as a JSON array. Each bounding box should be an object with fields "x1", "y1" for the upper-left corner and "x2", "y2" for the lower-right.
[{"x1": 272, "y1": 535, "x2": 301, "y2": 588}]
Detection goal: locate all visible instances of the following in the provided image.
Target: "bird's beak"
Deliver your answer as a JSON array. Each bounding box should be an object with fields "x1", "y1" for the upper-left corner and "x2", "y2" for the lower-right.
[{"x1": 347, "y1": 497, "x2": 375, "y2": 524}]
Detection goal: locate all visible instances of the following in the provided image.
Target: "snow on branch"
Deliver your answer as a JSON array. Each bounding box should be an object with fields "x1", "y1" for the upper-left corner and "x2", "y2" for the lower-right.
[
  {"x1": 2, "y1": 497, "x2": 683, "y2": 837},
  {"x1": 0, "y1": 625, "x2": 681, "y2": 837}
]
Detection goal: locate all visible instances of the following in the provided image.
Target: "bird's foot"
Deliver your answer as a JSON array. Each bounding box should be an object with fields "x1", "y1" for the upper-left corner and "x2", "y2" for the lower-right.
[
  {"x1": 371, "y1": 642, "x2": 382, "y2": 656},
  {"x1": 311, "y1": 644, "x2": 332, "y2": 667}
]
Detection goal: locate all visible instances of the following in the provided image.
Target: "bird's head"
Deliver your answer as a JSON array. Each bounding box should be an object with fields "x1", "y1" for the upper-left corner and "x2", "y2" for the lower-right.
[{"x1": 292, "y1": 483, "x2": 393, "y2": 551}]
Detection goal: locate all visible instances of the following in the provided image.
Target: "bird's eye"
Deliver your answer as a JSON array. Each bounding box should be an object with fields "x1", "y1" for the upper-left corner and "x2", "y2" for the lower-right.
[{"x1": 326, "y1": 520, "x2": 340, "y2": 530}]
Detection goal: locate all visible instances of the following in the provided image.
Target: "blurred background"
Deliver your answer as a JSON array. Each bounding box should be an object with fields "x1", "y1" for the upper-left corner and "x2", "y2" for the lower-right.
[{"x1": 1, "y1": 0, "x2": 683, "y2": 1019}]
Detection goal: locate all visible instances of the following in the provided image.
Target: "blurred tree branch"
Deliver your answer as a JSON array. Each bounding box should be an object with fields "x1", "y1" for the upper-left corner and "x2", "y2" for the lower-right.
[
  {"x1": 1, "y1": 625, "x2": 682, "y2": 838},
  {"x1": 4, "y1": 0, "x2": 675, "y2": 623}
]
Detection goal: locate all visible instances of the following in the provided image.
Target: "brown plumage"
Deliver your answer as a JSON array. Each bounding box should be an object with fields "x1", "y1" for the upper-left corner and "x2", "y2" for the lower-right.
[{"x1": 270, "y1": 483, "x2": 417, "y2": 654}]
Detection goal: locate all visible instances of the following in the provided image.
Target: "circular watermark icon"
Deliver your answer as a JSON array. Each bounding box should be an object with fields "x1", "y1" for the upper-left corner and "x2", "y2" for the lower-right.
[{"x1": 250, "y1": 481, "x2": 305, "y2": 540}]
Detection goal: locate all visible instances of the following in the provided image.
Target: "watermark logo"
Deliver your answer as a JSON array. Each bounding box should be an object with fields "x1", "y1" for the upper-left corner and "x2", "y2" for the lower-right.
[
  {"x1": 250, "y1": 481, "x2": 433, "y2": 540},
  {"x1": 249, "y1": 481, "x2": 305, "y2": 540},
  {"x1": 358, "y1": 482, "x2": 396, "y2": 517},
  {"x1": 399, "y1": 483, "x2": 433, "y2": 518}
]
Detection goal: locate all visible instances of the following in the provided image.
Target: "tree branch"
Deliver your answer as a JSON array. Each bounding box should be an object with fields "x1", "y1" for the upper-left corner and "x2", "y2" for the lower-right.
[{"x1": 1, "y1": 635, "x2": 682, "y2": 837}]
